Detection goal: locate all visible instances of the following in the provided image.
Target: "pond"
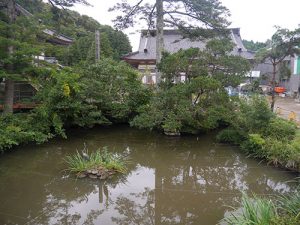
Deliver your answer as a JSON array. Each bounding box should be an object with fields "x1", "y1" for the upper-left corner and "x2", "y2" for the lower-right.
[{"x1": 0, "y1": 125, "x2": 299, "y2": 225}]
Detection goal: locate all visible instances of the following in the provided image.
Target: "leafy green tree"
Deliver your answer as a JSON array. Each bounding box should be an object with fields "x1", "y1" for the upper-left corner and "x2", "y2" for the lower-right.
[
  {"x1": 159, "y1": 39, "x2": 250, "y2": 87},
  {"x1": 132, "y1": 76, "x2": 231, "y2": 134},
  {"x1": 34, "y1": 68, "x2": 111, "y2": 128},
  {"x1": 256, "y1": 27, "x2": 300, "y2": 111},
  {"x1": 0, "y1": 0, "x2": 91, "y2": 113},
  {"x1": 56, "y1": 32, "x2": 113, "y2": 65},
  {"x1": 79, "y1": 59, "x2": 151, "y2": 123},
  {"x1": 0, "y1": 2, "x2": 43, "y2": 113},
  {"x1": 16, "y1": 0, "x2": 132, "y2": 61},
  {"x1": 131, "y1": 39, "x2": 249, "y2": 134},
  {"x1": 36, "y1": 59, "x2": 151, "y2": 128},
  {"x1": 242, "y1": 40, "x2": 267, "y2": 51}
]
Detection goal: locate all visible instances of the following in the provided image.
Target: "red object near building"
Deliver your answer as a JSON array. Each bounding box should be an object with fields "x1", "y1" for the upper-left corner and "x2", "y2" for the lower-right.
[{"x1": 274, "y1": 87, "x2": 286, "y2": 93}]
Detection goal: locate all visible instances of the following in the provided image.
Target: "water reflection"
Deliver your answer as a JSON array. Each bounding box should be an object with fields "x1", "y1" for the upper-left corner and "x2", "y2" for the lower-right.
[{"x1": 0, "y1": 126, "x2": 298, "y2": 225}]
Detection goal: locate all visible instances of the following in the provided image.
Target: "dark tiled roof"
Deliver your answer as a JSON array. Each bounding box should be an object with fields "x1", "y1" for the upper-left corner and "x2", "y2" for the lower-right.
[
  {"x1": 16, "y1": 3, "x2": 73, "y2": 45},
  {"x1": 123, "y1": 28, "x2": 255, "y2": 61}
]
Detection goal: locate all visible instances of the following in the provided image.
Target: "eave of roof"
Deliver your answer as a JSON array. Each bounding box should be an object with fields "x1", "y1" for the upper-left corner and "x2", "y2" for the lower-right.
[
  {"x1": 16, "y1": 4, "x2": 73, "y2": 45},
  {"x1": 123, "y1": 28, "x2": 254, "y2": 62}
]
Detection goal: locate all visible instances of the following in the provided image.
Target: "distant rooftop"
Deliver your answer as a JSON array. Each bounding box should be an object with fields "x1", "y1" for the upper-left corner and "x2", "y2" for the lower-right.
[
  {"x1": 123, "y1": 28, "x2": 255, "y2": 61},
  {"x1": 15, "y1": 3, "x2": 73, "y2": 45}
]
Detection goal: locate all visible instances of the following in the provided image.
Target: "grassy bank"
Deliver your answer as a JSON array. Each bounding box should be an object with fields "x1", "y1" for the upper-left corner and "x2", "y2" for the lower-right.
[
  {"x1": 222, "y1": 191, "x2": 300, "y2": 225},
  {"x1": 217, "y1": 96, "x2": 300, "y2": 172}
]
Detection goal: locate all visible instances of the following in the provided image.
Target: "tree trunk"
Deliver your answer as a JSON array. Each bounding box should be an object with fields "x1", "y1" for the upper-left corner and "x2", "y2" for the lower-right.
[
  {"x1": 156, "y1": 0, "x2": 164, "y2": 83},
  {"x1": 270, "y1": 63, "x2": 276, "y2": 112},
  {"x1": 3, "y1": 0, "x2": 16, "y2": 114},
  {"x1": 95, "y1": 30, "x2": 100, "y2": 63}
]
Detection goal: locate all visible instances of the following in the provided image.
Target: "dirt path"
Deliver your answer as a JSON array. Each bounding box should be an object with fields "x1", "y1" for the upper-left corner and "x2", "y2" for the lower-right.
[{"x1": 274, "y1": 97, "x2": 300, "y2": 122}]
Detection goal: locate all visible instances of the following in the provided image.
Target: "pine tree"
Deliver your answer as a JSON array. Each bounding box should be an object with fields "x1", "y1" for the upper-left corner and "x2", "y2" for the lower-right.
[
  {"x1": 110, "y1": 0, "x2": 230, "y2": 65},
  {"x1": 256, "y1": 27, "x2": 300, "y2": 111}
]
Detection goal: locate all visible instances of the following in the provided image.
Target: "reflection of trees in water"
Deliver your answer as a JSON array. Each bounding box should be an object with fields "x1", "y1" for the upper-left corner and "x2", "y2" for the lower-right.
[
  {"x1": 31, "y1": 171, "x2": 129, "y2": 224},
  {"x1": 112, "y1": 188, "x2": 155, "y2": 225},
  {"x1": 109, "y1": 147, "x2": 299, "y2": 225},
  {"x1": 42, "y1": 134, "x2": 300, "y2": 224},
  {"x1": 1, "y1": 128, "x2": 298, "y2": 225}
]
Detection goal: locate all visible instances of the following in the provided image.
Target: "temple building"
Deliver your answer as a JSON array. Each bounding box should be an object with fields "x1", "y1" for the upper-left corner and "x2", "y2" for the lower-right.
[{"x1": 122, "y1": 29, "x2": 257, "y2": 84}]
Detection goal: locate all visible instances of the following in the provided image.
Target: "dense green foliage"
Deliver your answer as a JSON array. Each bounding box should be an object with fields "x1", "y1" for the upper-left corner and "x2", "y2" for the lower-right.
[
  {"x1": 0, "y1": 10, "x2": 42, "y2": 82},
  {"x1": 35, "y1": 59, "x2": 150, "y2": 126},
  {"x1": 16, "y1": 0, "x2": 132, "y2": 63},
  {"x1": 159, "y1": 39, "x2": 250, "y2": 87},
  {"x1": 79, "y1": 59, "x2": 151, "y2": 123},
  {"x1": 131, "y1": 39, "x2": 250, "y2": 134},
  {"x1": 222, "y1": 192, "x2": 300, "y2": 225},
  {"x1": 242, "y1": 39, "x2": 267, "y2": 51},
  {"x1": 0, "y1": 59, "x2": 150, "y2": 152},
  {"x1": 217, "y1": 95, "x2": 300, "y2": 171},
  {"x1": 132, "y1": 77, "x2": 231, "y2": 134},
  {"x1": 0, "y1": 113, "x2": 56, "y2": 151}
]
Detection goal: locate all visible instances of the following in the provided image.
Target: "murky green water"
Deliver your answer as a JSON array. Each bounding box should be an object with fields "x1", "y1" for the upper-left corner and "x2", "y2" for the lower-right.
[{"x1": 0, "y1": 125, "x2": 299, "y2": 225}]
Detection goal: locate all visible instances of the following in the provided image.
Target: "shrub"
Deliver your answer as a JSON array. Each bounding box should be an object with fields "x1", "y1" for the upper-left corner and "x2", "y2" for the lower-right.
[
  {"x1": 0, "y1": 113, "x2": 54, "y2": 152},
  {"x1": 234, "y1": 95, "x2": 274, "y2": 134},
  {"x1": 216, "y1": 128, "x2": 244, "y2": 145},
  {"x1": 240, "y1": 134, "x2": 266, "y2": 156},
  {"x1": 263, "y1": 138, "x2": 300, "y2": 168},
  {"x1": 131, "y1": 77, "x2": 232, "y2": 134},
  {"x1": 218, "y1": 95, "x2": 300, "y2": 172},
  {"x1": 265, "y1": 117, "x2": 297, "y2": 141}
]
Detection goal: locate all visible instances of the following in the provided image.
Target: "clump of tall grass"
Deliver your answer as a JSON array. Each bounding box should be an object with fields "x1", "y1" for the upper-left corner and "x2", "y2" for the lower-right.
[
  {"x1": 65, "y1": 147, "x2": 126, "y2": 174},
  {"x1": 221, "y1": 190, "x2": 300, "y2": 225},
  {"x1": 223, "y1": 194, "x2": 276, "y2": 225},
  {"x1": 277, "y1": 191, "x2": 300, "y2": 219}
]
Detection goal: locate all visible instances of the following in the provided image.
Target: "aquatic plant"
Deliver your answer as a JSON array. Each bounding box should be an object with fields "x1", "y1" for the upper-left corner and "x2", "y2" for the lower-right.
[
  {"x1": 222, "y1": 190, "x2": 300, "y2": 225},
  {"x1": 277, "y1": 191, "x2": 300, "y2": 218},
  {"x1": 223, "y1": 194, "x2": 276, "y2": 225},
  {"x1": 64, "y1": 147, "x2": 127, "y2": 174}
]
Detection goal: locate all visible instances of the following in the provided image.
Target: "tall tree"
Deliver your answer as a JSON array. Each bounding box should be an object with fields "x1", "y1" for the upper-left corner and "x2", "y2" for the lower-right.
[
  {"x1": 3, "y1": 0, "x2": 17, "y2": 113},
  {"x1": 1, "y1": 0, "x2": 90, "y2": 113},
  {"x1": 257, "y1": 27, "x2": 300, "y2": 111},
  {"x1": 132, "y1": 39, "x2": 250, "y2": 134},
  {"x1": 110, "y1": 0, "x2": 230, "y2": 69}
]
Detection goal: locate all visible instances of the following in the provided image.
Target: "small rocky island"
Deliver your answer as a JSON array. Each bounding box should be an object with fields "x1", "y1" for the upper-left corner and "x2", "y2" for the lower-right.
[
  {"x1": 77, "y1": 168, "x2": 117, "y2": 180},
  {"x1": 65, "y1": 147, "x2": 126, "y2": 180}
]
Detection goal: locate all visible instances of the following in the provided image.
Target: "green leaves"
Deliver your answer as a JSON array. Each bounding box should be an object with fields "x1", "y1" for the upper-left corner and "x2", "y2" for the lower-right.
[
  {"x1": 111, "y1": 0, "x2": 230, "y2": 38},
  {"x1": 159, "y1": 39, "x2": 250, "y2": 87},
  {"x1": 256, "y1": 27, "x2": 300, "y2": 64},
  {"x1": 132, "y1": 38, "x2": 249, "y2": 134},
  {"x1": 79, "y1": 58, "x2": 151, "y2": 123},
  {"x1": 131, "y1": 76, "x2": 231, "y2": 134}
]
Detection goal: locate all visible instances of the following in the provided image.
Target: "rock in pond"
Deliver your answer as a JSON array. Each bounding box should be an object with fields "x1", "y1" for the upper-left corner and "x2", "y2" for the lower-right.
[
  {"x1": 77, "y1": 172, "x2": 87, "y2": 178},
  {"x1": 164, "y1": 131, "x2": 181, "y2": 136},
  {"x1": 91, "y1": 170, "x2": 98, "y2": 175},
  {"x1": 76, "y1": 167, "x2": 119, "y2": 180},
  {"x1": 88, "y1": 174, "x2": 98, "y2": 179}
]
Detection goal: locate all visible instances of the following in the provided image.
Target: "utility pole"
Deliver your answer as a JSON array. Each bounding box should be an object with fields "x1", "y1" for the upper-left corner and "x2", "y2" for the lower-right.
[
  {"x1": 156, "y1": 0, "x2": 164, "y2": 83},
  {"x1": 95, "y1": 30, "x2": 100, "y2": 63}
]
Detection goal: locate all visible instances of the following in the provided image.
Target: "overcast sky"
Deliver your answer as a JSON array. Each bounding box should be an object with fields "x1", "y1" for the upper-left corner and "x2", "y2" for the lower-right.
[{"x1": 71, "y1": 0, "x2": 300, "y2": 51}]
